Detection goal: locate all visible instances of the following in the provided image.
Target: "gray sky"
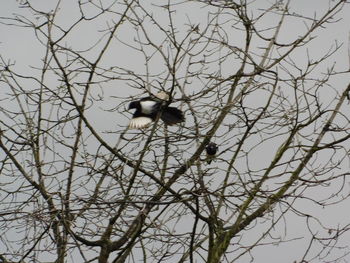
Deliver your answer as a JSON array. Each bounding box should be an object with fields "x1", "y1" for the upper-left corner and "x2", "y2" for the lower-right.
[{"x1": 1, "y1": 1, "x2": 350, "y2": 262}]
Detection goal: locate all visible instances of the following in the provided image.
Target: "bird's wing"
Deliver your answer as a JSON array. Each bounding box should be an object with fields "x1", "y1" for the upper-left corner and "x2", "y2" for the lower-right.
[
  {"x1": 129, "y1": 117, "x2": 153, "y2": 129},
  {"x1": 156, "y1": 91, "x2": 169, "y2": 101},
  {"x1": 160, "y1": 107, "x2": 184, "y2": 125}
]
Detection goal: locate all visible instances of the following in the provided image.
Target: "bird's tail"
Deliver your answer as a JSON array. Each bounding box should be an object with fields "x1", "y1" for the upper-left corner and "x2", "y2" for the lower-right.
[{"x1": 161, "y1": 107, "x2": 184, "y2": 125}]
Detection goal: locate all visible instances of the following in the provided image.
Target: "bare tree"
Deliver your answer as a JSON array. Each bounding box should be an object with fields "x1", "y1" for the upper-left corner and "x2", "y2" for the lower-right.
[{"x1": 1, "y1": 0, "x2": 350, "y2": 262}]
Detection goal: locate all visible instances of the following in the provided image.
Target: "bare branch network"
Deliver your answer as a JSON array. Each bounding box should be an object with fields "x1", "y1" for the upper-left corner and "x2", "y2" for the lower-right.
[{"x1": 1, "y1": 0, "x2": 350, "y2": 262}]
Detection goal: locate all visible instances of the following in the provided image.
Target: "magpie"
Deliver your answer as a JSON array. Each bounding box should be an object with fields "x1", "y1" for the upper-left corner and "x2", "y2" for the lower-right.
[
  {"x1": 128, "y1": 95, "x2": 184, "y2": 129},
  {"x1": 206, "y1": 142, "x2": 218, "y2": 164}
]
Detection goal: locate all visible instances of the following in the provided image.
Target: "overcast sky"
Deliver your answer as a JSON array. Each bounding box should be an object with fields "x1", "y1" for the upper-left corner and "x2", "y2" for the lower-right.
[{"x1": 1, "y1": 1, "x2": 350, "y2": 262}]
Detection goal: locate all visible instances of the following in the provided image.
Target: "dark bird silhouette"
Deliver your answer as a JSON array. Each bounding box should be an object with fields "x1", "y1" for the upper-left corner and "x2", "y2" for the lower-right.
[
  {"x1": 128, "y1": 97, "x2": 184, "y2": 129},
  {"x1": 206, "y1": 142, "x2": 218, "y2": 164}
]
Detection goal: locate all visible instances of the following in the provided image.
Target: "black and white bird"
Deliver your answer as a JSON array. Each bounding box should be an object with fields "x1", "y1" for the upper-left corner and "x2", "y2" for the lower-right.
[
  {"x1": 128, "y1": 95, "x2": 184, "y2": 129},
  {"x1": 205, "y1": 142, "x2": 218, "y2": 164}
]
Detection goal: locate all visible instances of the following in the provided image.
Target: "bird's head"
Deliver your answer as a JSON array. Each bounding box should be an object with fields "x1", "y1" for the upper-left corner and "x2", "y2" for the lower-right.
[
  {"x1": 206, "y1": 142, "x2": 218, "y2": 155},
  {"x1": 128, "y1": 101, "x2": 139, "y2": 110}
]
